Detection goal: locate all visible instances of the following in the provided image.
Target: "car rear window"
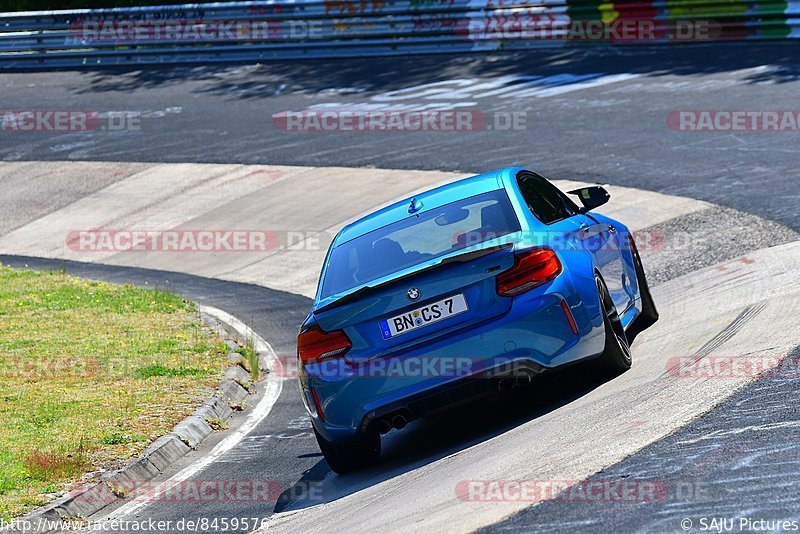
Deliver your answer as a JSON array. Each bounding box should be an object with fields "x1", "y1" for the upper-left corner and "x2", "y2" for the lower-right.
[{"x1": 320, "y1": 189, "x2": 520, "y2": 299}]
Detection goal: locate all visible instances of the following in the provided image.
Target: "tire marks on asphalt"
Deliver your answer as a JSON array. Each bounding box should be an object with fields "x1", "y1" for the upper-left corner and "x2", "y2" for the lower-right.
[{"x1": 692, "y1": 302, "x2": 767, "y2": 359}]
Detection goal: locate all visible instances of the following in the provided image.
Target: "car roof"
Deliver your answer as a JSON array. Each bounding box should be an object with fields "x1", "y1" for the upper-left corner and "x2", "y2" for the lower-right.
[{"x1": 334, "y1": 167, "x2": 524, "y2": 246}]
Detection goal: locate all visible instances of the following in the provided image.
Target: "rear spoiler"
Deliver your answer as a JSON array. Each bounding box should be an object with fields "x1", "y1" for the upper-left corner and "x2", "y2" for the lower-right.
[{"x1": 314, "y1": 242, "x2": 513, "y2": 314}]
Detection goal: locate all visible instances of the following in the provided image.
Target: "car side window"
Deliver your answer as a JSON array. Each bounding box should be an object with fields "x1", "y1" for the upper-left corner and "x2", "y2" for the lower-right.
[{"x1": 517, "y1": 174, "x2": 578, "y2": 225}]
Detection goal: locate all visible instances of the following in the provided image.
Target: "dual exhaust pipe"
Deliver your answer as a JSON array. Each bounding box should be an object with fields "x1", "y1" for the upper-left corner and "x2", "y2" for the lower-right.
[
  {"x1": 374, "y1": 371, "x2": 536, "y2": 433},
  {"x1": 496, "y1": 371, "x2": 535, "y2": 392},
  {"x1": 376, "y1": 414, "x2": 408, "y2": 434}
]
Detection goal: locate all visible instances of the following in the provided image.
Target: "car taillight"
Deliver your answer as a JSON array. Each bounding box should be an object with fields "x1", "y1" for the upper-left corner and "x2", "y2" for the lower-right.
[
  {"x1": 297, "y1": 324, "x2": 352, "y2": 363},
  {"x1": 496, "y1": 248, "x2": 562, "y2": 296}
]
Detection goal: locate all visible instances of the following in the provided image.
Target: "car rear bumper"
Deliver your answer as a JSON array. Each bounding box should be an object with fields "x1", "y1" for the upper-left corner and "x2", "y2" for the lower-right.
[
  {"x1": 301, "y1": 279, "x2": 607, "y2": 443},
  {"x1": 358, "y1": 357, "x2": 545, "y2": 433}
]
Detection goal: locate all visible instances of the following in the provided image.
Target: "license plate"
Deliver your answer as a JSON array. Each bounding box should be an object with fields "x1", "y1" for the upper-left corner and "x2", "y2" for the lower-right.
[{"x1": 379, "y1": 294, "x2": 468, "y2": 340}]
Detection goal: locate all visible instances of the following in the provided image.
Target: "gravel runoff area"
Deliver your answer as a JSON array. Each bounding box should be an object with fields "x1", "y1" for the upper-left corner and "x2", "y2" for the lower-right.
[{"x1": 639, "y1": 206, "x2": 798, "y2": 285}]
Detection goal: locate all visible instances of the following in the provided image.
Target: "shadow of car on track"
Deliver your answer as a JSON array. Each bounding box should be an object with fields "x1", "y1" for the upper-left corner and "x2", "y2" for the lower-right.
[{"x1": 275, "y1": 360, "x2": 619, "y2": 513}]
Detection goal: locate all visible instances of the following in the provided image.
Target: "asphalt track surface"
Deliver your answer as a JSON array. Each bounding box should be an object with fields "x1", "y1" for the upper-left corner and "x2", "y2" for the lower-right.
[
  {"x1": 486, "y1": 344, "x2": 800, "y2": 533},
  {"x1": 1, "y1": 195, "x2": 797, "y2": 533},
  {"x1": 1, "y1": 41, "x2": 800, "y2": 533},
  {"x1": 4, "y1": 236, "x2": 798, "y2": 534},
  {"x1": 1, "y1": 42, "x2": 800, "y2": 232}
]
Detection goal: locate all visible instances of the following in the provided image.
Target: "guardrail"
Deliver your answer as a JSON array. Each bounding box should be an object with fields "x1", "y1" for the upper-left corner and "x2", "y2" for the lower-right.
[{"x1": 0, "y1": 0, "x2": 797, "y2": 68}]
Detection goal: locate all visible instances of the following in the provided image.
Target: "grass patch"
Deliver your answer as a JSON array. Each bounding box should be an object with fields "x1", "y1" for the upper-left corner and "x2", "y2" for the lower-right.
[
  {"x1": 0, "y1": 264, "x2": 228, "y2": 520},
  {"x1": 235, "y1": 342, "x2": 260, "y2": 382},
  {"x1": 133, "y1": 365, "x2": 210, "y2": 379},
  {"x1": 206, "y1": 418, "x2": 229, "y2": 431},
  {"x1": 24, "y1": 451, "x2": 90, "y2": 481}
]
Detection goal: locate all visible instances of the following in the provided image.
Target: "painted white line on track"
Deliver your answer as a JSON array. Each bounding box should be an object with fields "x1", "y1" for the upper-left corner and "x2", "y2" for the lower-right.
[
  {"x1": 90, "y1": 304, "x2": 284, "y2": 522},
  {"x1": 533, "y1": 73, "x2": 641, "y2": 97},
  {"x1": 675, "y1": 420, "x2": 800, "y2": 446}
]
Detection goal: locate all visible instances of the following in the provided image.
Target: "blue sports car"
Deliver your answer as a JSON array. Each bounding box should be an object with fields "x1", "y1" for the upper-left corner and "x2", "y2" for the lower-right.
[{"x1": 297, "y1": 168, "x2": 658, "y2": 473}]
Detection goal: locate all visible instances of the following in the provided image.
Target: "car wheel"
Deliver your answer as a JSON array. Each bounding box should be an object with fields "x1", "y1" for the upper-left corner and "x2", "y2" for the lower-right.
[
  {"x1": 314, "y1": 427, "x2": 381, "y2": 474},
  {"x1": 629, "y1": 235, "x2": 659, "y2": 330},
  {"x1": 596, "y1": 276, "x2": 632, "y2": 373}
]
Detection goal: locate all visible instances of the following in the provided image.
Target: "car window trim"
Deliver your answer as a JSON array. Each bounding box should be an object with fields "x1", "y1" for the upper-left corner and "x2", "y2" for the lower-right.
[{"x1": 517, "y1": 171, "x2": 580, "y2": 226}]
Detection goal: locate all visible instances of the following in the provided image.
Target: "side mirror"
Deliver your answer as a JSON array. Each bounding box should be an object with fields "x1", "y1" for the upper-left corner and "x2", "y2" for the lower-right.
[{"x1": 567, "y1": 186, "x2": 610, "y2": 213}]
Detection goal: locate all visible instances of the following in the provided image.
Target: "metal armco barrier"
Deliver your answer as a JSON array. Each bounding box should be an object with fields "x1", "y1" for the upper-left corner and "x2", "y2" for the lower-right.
[{"x1": 0, "y1": 0, "x2": 797, "y2": 68}]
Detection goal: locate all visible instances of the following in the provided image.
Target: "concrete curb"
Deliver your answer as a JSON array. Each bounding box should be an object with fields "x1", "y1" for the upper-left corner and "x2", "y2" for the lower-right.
[
  {"x1": 0, "y1": 161, "x2": 713, "y2": 299},
  {"x1": 6, "y1": 307, "x2": 268, "y2": 533}
]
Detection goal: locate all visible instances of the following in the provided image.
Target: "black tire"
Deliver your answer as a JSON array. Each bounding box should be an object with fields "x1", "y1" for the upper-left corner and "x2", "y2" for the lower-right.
[
  {"x1": 314, "y1": 427, "x2": 380, "y2": 474},
  {"x1": 596, "y1": 276, "x2": 632, "y2": 373},
  {"x1": 627, "y1": 235, "x2": 659, "y2": 342},
  {"x1": 631, "y1": 236, "x2": 659, "y2": 325}
]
